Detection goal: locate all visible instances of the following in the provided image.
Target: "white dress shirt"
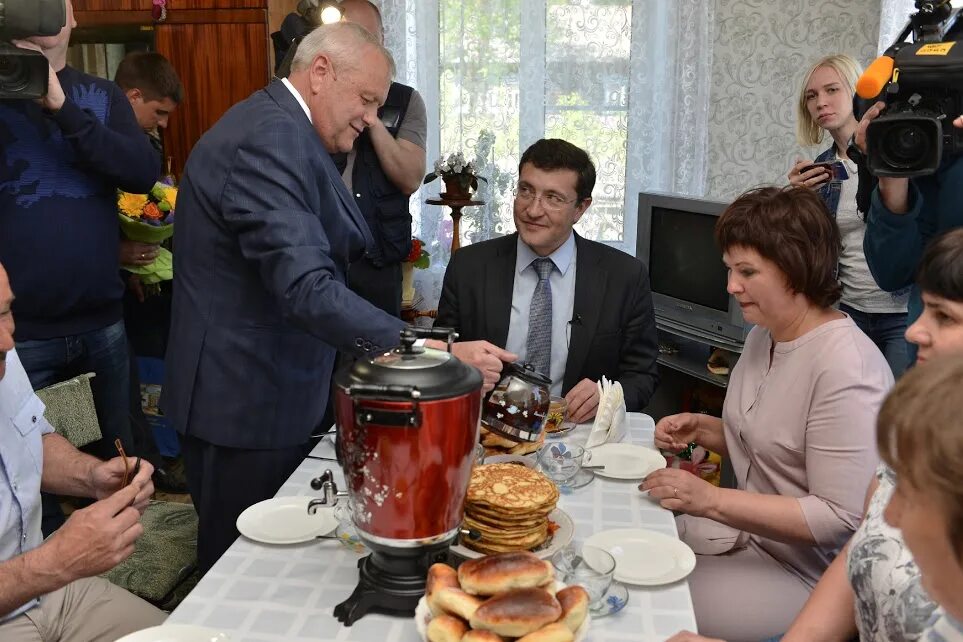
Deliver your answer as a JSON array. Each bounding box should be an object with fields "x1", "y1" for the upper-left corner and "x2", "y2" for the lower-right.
[
  {"x1": 0, "y1": 349, "x2": 55, "y2": 622},
  {"x1": 281, "y1": 77, "x2": 312, "y2": 121},
  {"x1": 505, "y1": 234, "x2": 577, "y2": 396}
]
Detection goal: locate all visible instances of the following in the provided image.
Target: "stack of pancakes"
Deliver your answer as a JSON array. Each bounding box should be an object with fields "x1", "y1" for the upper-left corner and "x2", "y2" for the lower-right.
[{"x1": 463, "y1": 463, "x2": 560, "y2": 555}]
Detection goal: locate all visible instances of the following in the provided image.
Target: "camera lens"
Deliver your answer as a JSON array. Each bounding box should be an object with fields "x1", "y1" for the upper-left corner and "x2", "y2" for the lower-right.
[
  {"x1": 0, "y1": 54, "x2": 30, "y2": 93},
  {"x1": 880, "y1": 123, "x2": 931, "y2": 170}
]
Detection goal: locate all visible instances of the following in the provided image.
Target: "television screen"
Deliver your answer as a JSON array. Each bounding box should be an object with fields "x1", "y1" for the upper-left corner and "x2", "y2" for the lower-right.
[{"x1": 649, "y1": 206, "x2": 729, "y2": 313}]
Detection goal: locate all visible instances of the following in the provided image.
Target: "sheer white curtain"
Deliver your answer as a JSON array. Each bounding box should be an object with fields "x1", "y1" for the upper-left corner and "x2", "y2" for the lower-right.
[
  {"x1": 379, "y1": 0, "x2": 712, "y2": 310},
  {"x1": 878, "y1": 0, "x2": 916, "y2": 52},
  {"x1": 878, "y1": 0, "x2": 963, "y2": 52}
]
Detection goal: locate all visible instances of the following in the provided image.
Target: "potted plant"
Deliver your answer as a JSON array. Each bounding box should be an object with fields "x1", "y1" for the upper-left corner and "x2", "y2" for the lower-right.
[{"x1": 423, "y1": 151, "x2": 488, "y2": 199}]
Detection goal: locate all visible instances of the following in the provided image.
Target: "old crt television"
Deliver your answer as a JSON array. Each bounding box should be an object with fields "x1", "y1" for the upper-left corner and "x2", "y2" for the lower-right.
[{"x1": 636, "y1": 191, "x2": 752, "y2": 346}]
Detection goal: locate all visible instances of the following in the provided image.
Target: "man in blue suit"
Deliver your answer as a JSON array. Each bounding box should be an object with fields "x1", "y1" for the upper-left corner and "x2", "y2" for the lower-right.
[{"x1": 164, "y1": 22, "x2": 513, "y2": 571}]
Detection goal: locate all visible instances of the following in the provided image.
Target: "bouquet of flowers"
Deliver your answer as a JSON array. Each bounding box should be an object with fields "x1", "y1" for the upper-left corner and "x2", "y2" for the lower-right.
[
  {"x1": 401, "y1": 237, "x2": 430, "y2": 307},
  {"x1": 117, "y1": 180, "x2": 176, "y2": 284},
  {"x1": 423, "y1": 151, "x2": 487, "y2": 198}
]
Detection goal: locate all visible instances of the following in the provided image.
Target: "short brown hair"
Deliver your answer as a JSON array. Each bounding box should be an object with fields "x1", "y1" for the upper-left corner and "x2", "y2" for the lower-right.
[
  {"x1": 877, "y1": 355, "x2": 963, "y2": 561},
  {"x1": 715, "y1": 186, "x2": 842, "y2": 308},
  {"x1": 114, "y1": 52, "x2": 184, "y2": 103},
  {"x1": 917, "y1": 228, "x2": 963, "y2": 302},
  {"x1": 519, "y1": 139, "x2": 596, "y2": 202}
]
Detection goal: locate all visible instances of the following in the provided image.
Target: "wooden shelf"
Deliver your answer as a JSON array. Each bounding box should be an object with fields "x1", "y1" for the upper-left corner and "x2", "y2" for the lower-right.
[{"x1": 656, "y1": 330, "x2": 735, "y2": 389}]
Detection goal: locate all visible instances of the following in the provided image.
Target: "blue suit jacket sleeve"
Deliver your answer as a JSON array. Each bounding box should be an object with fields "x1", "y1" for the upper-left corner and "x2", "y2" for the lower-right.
[{"x1": 220, "y1": 118, "x2": 405, "y2": 354}]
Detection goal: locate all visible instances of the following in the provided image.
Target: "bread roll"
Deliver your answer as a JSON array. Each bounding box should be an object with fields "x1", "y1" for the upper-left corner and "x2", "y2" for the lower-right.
[
  {"x1": 516, "y1": 622, "x2": 575, "y2": 642},
  {"x1": 432, "y1": 586, "x2": 484, "y2": 621},
  {"x1": 461, "y1": 630, "x2": 505, "y2": 642},
  {"x1": 555, "y1": 585, "x2": 589, "y2": 632},
  {"x1": 427, "y1": 563, "x2": 459, "y2": 601},
  {"x1": 458, "y1": 551, "x2": 554, "y2": 596},
  {"x1": 469, "y1": 588, "x2": 562, "y2": 637},
  {"x1": 426, "y1": 614, "x2": 468, "y2": 642}
]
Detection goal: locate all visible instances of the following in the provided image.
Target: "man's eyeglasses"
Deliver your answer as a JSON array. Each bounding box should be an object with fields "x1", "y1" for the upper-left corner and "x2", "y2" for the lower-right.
[{"x1": 513, "y1": 185, "x2": 579, "y2": 212}]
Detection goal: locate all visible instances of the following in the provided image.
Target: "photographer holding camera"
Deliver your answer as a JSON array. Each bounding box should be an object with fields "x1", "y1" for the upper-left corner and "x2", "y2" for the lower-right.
[
  {"x1": 856, "y1": 0, "x2": 963, "y2": 335},
  {"x1": 0, "y1": 0, "x2": 160, "y2": 533},
  {"x1": 858, "y1": 102, "x2": 963, "y2": 332}
]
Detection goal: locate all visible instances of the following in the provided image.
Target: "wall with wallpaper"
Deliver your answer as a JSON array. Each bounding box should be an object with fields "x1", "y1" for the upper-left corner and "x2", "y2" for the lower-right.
[{"x1": 705, "y1": 0, "x2": 881, "y2": 201}]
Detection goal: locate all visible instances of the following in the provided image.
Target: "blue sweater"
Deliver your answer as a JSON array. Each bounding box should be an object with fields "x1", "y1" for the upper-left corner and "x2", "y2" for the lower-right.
[
  {"x1": 863, "y1": 155, "x2": 963, "y2": 326},
  {"x1": 0, "y1": 66, "x2": 159, "y2": 339}
]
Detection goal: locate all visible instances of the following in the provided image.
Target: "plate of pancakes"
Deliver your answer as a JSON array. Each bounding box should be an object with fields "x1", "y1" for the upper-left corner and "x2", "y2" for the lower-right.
[
  {"x1": 416, "y1": 552, "x2": 591, "y2": 642},
  {"x1": 451, "y1": 463, "x2": 574, "y2": 560},
  {"x1": 479, "y1": 424, "x2": 544, "y2": 457}
]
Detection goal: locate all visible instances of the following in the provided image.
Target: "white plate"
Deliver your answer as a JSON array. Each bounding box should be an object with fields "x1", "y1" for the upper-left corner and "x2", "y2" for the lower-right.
[
  {"x1": 483, "y1": 453, "x2": 537, "y2": 468},
  {"x1": 585, "y1": 528, "x2": 696, "y2": 586},
  {"x1": 586, "y1": 443, "x2": 666, "y2": 480},
  {"x1": 449, "y1": 508, "x2": 574, "y2": 560},
  {"x1": 115, "y1": 624, "x2": 230, "y2": 642},
  {"x1": 415, "y1": 581, "x2": 590, "y2": 642},
  {"x1": 236, "y1": 496, "x2": 337, "y2": 545}
]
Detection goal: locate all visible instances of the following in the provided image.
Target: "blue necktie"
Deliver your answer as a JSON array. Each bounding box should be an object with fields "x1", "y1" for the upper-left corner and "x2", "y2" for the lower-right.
[{"x1": 527, "y1": 258, "x2": 554, "y2": 379}]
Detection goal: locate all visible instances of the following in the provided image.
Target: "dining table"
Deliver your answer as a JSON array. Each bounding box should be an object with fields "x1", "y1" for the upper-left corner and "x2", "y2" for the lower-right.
[{"x1": 166, "y1": 412, "x2": 698, "y2": 641}]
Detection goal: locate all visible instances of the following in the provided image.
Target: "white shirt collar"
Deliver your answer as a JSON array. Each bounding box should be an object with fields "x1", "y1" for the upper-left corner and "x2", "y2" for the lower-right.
[
  {"x1": 281, "y1": 77, "x2": 311, "y2": 122},
  {"x1": 515, "y1": 232, "x2": 576, "y2": 276}
]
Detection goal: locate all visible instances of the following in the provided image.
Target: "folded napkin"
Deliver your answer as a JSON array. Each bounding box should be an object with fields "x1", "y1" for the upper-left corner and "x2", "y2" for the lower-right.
[{"x1": 585, "y1": 376, "x2": 627, "y2": 449}]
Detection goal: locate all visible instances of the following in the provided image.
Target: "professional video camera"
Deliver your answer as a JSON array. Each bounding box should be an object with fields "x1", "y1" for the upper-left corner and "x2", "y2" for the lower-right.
[
  {"x1": 0, "y1": 0, "x2": 67, "y2": 100},
  {"x1": 856, "y1": 0, "x2": 963, "y2": 177}
]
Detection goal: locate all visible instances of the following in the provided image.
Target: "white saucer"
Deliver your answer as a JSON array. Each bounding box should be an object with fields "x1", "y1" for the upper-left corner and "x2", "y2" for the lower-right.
[
  {"x1": 586, "y1": 443, "x2": 666, "y2": 480},
  {"x1": 450, "y1": 508, "x2": 575, "y2": 560},
  {"x1": 115, "y1": 624, "x2": 230, "y2": 642},
  {"x1": 236, "y1": 496, "x2": 337, "y2": 545},
  {"x1": 585, "y1": 528, "x2": 696, "y2": 586}
]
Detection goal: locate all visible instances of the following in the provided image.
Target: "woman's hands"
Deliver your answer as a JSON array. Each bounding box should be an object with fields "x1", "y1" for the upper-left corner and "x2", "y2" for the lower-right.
[
  {"x1": 654, "y1": 413, "x2": 702, "y2": 451},
  {"x1": 640, "y1": 467, "x2": 720, "y2": 517},
  {"x1": 787, "y1": 159, "x2": 831, "y2": 188}
]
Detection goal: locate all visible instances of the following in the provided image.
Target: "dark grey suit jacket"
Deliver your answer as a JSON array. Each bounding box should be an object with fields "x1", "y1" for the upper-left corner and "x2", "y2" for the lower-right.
[
  {"x1": 435, "y1": 233, "x2": 659, "y2": 410},
  {"x1": 163, "y1": 80, "x2": 405, "y2": 450}
]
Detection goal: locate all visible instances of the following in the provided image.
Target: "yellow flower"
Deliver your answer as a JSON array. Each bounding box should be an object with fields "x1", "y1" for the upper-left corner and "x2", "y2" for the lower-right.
[
  {"x1": 160, "y1": 186, "x2": 177, "y2": 210},
  {"x1": 118, "y1": 192, "x2": 148, "y2": 218}
]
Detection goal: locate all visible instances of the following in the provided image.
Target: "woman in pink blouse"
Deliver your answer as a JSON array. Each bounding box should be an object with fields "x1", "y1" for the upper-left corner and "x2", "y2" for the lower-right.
[{"x1": 640, "y1": 186, "x2": 893, "y2": 641}]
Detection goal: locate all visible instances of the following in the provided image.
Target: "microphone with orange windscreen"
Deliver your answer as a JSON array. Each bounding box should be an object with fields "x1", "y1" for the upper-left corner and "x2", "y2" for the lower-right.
[{"x1": 856, "y1": 55, "x2": 896, "y2": 100}]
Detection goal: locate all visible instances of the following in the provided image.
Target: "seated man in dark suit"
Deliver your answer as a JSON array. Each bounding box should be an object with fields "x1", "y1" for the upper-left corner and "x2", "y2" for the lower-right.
[{"x1": 436, "y1": 139, "x2": 659, "y2": 422}]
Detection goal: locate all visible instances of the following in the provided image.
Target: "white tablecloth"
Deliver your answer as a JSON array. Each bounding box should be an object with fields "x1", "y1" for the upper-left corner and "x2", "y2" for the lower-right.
[{"x1": 168, "y1": 413, "x2": 697, "y2": 641}]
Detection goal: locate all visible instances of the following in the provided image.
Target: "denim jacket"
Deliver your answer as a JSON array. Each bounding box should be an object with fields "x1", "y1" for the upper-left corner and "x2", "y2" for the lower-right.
[{"x1": 814, "y1": 146, "x2": 842, "y2": 217}]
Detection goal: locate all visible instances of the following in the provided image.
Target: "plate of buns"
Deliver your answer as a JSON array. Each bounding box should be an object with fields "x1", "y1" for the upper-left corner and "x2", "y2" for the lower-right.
[{"x1": 417, "y1": 552, "x2": 590, "y2": 642}]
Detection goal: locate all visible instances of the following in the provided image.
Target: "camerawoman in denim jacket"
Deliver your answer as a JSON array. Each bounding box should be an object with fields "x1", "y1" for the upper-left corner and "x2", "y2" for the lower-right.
[{"x1": 788, "y1": 54, "x2": 909, "y2": 377}]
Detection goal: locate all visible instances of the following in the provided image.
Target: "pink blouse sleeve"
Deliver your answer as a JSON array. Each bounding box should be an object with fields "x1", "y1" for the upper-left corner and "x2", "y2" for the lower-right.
[{"x1": 797, "y1": 356, "x2": 890, "y2": 549}]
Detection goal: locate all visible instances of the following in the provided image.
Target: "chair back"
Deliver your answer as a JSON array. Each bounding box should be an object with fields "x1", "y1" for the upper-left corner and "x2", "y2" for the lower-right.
[{"x1": 35, "y1": 373, "x2": 101, "y2": 448}]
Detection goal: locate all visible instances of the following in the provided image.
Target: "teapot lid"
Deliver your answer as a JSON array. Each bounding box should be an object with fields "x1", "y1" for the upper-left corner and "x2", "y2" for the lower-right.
[
  {"x1": 335, "y1": 329, "x2": 482, "y2": 400},
  {"x1": 504, "y1": 362, "x2": 551, "y2": 387}
]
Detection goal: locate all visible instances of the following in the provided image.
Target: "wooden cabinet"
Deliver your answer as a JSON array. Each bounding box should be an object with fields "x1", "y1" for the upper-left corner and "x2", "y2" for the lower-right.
[
  {"x1": 74, "y1": 1, "x2": 271, "y2": 177},
  {"x1": 74, "y1": 0, "x2": 266, "y2": 10}
]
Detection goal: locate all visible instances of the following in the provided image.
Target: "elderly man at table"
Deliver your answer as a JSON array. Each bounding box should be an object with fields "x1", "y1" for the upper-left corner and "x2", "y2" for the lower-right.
[
  {"x1": 163, "y1": 22, "x2": 512, "y2": 574},
  {"x1": 435, "y1": 138, "x2": 660, "y2": 422},
  {"x1": 0, "y1": 262, "x2": 164, "y2": 640}
]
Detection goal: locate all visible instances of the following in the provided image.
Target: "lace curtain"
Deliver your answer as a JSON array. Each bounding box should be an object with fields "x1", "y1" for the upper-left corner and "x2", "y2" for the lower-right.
[
  {"x1": 878, "y1": 0, "x2": 963, "y2": 52},
  {"x1": 379, "y1": 0, "x2": 712, "y2": 313}
]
